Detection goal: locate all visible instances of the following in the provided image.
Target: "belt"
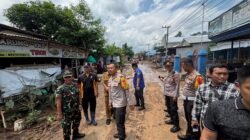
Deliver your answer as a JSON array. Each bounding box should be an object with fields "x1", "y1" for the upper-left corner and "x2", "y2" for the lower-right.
[{"x1": 182, "y1": 95, "x2": 195, "y2": 101}]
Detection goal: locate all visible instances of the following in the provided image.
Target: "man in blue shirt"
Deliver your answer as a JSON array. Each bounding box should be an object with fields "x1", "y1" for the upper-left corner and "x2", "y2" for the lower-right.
[{"x1": 132, "y1": 63, "x2": 145, "y2": 111}]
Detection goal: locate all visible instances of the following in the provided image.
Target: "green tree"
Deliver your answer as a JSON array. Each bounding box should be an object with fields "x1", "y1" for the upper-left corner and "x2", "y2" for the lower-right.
[
  {"x1": 71, "y1": 0, "x2": 106, "y2": 51},
  {"x1": 104, "y1": 43, "x2": 123, "y2": 56},
  {"x1": 122, "y1": 43, "x2": 134, "y2": 58},
  {"x1": 4, "y1": 0, "x2": 105, "y2": 52},
  {"x1": 174, "y1": 31, "x2": 182, "y2": 37}
]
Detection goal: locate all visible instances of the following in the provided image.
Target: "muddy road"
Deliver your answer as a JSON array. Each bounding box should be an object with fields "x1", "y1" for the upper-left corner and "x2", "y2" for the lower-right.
[{"x1": 2, "y1": 62, "x2": 187, "y2": 140}]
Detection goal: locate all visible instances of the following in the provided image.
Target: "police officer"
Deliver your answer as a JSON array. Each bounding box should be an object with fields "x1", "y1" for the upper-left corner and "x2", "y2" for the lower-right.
[
  {"x1": 159, "y1": 61, "x2": 180, "y2": 133},
  {"x1": 56, "y1": 71, "x2": 85, "y2": 140},
  {"x1": 107, "y1": 63, "x2": 134, "y2": 140},
  {"x1": 78, "y1": 65, "x2": 98, "y2": 126},
  {"x1": 102, "y1": 70, "x2": 112, "y2": 125},
  {"x1": 177, "y1": 58, "x2": 204, "y2": 140}
]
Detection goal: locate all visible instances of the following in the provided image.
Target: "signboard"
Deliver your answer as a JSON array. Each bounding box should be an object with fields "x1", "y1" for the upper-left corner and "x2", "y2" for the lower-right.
[
  {"x1": 0, "y1": 52, "x2": 30, "y2": 57},
  {"x1": 209, "y1": 0, "x2": 250, "y2": 37},
  {"x1": 62, "y1": 47, "x2": 78, "y2": 58},
  {"x1": 48, "y1": 42, "x2": 62, "y2": 58},
  {"x1": 0, "y1": 38, "x2": 48, "y2": 57},
  {"x1": 233, "y1": 1, "x2": 250, "y2": 26},
  {"x1": 77, "y1": 49, "x2": 87, "y2": 59},
  {"x1": 222, "y1": 11, "x2": 233, "y2": 31},
  {"x1": 208, "y1": 17, "x2": 223, "y2": 36},
  {"x1": 0, "y1": 37, "x2": 86, "y2": 58}
]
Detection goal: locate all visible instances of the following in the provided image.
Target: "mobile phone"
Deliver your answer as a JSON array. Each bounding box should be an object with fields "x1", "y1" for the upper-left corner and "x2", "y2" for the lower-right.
[{"x1": 192, "y1": 125, "x2": 199, "y2": 132}]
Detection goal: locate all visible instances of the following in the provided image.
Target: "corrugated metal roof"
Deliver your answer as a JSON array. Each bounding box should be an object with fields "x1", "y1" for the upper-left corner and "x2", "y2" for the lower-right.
[
  {"x1": 0, "y1": 24, "x2": 48, "y2": 39},
  {"x1": 168, "y1": 37, "x2": 184, "y2": 43},
  {"x1": 184, "y1": 35, "x2": 211, "y2": 44}
]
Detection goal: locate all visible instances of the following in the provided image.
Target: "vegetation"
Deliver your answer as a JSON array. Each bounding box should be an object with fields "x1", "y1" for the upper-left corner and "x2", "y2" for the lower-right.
[
  {"x1": 190, "y1": 31, "x2": 208, "y2": 36},
  {"x1": 174, "y1": 31, "x2": 182, "y2": 37},
  {"x1": 5, "y1": 0, "x2": 105, "y2": 54}
]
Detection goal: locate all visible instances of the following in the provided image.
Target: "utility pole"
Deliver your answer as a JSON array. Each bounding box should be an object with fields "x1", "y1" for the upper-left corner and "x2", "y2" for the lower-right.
[
  {"x1": 162, "y1": 25, "x2": 170, "y2": 57},
  {"x1": 201, "y1": 0, "x2": 205, "y2": 48}
]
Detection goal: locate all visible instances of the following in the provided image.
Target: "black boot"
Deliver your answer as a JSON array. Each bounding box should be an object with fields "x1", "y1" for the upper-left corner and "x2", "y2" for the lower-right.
[
  {"x1": 165, "y1": 120, "x2": 174, "y2": 125},
  {"x1": 106, "y1": 119, "x2": 111, "y2": 125},
  {"x1": 114, "y1": 133, "x2": 119, "y2": 138},
  {"x1": 165, "y1": 114, "x2": 170, "y2": 118},
  {"x1": 170, "y1": 125, "x2": 180, "y2": 133},
  {"x1": 64, "y1": 136, "x2": 70, "y2": 140},
  {"x1": 84, "y1": 112, "x2": 91, "y2": 125},
  {"x1": 72, "y1": 129, "x2": 85, "y2": 140},
  {"x1": 138, "y1": 106, "x2": 145, "y2": 111},
  {"x1": 90, "y1": 112, "x2": 97, "y2": 126},
  {"x1": 177, "y1": 134, "x2": 192, "y2": 140}
]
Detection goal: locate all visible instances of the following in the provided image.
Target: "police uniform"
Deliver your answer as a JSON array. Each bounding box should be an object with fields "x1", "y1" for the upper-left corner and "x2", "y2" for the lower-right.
[
  {"x1": 109, "y1": 73, "x2": 130, "y2": 140},
  {"x1": 178, "y1": 70, "x2": 204, "y2": 139},
  {"x1": 56, "y1": 71, "x2": 84, "y2": 140},
  {"x1": 102, "y1": 72, "x2": 112, "y2": 122},
  {"x1": 163, "y1": 68, "x2": 180, "y2": 132}
]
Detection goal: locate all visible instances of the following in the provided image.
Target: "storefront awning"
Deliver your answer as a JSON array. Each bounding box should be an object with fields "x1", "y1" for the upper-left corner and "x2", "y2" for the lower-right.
[{"x1": 211, "y1": 40, "x2": 250, "y2": 51}]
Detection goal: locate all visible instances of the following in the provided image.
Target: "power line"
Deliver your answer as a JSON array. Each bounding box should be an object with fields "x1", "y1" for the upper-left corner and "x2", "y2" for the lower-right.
[
  {"x1": 169, "y1": 6, "x2": 203, "y2": 35},
  {"x1": 181, "y1": 0, "x2": 227, "y2": 30},
  {"x1": 161, "y1": 1, "x2": 203, "y2": 37},
  {"x1": 170, "y1": 0, "x2": 230, "y2": 36},
  {"x1": 169, "y1": 0, "x2": 209, "y2": 34},
  {"x1": 166, "y1": 0, "x2": 203, "y2": 27}
]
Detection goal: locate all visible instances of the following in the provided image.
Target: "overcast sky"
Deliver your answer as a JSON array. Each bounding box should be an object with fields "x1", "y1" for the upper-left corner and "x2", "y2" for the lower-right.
[{"x1": 0, "y1": 0, "x2": 242, "y2": 52}]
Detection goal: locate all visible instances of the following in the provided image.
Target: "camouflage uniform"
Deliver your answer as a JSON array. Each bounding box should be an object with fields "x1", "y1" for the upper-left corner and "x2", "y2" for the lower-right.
[{"x1": 56, "y1": 83, "x2": 81, "y2": 139}]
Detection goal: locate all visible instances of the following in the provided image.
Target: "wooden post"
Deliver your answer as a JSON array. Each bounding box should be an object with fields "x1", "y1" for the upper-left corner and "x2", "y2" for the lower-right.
[{"x1": 1, "y1": 111, "x2": 6, "y2": 128}]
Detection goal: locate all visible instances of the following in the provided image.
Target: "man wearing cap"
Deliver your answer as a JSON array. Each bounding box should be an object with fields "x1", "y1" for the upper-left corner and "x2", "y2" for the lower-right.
[
  {"x1": 78, "y1": 65, "x2": 98, "y2": 126},
  {"x1": 56, "y1": 71, "x2": 85, "y2": 140},
  {"x1": 159, "y1": 61, "x2": 180, "y2": 133}
]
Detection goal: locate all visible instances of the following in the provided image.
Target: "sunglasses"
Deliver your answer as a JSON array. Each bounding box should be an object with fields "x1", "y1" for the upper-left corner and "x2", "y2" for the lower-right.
[{"x1": 64, "y1": 76, "x2": 72, "y2": 79}]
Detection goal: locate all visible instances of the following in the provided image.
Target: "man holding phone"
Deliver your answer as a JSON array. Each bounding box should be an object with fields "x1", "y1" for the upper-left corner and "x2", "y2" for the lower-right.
[{"x1": 159, "y1": 60, "x2": 180, "y2": 133}]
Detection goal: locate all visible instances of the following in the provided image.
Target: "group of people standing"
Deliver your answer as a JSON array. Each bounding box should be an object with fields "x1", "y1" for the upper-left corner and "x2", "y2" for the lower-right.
[
  {"x1": 56, "y1": 62, "x2": 145, "y2": 140},
  {"x1": 55, "y1": 57, "x2": 250, "y2": 140},
  {"x1": 161, "y1": 57, "x2": 250, "y2": 140}
]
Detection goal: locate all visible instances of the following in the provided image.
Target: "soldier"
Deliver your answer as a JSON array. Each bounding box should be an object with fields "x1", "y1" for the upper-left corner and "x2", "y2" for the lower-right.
[
  {"x1": 56, "y1": 71, "x2": 85, "y2": 140},
  {"x1": 107, "y1": 63, "x2": 134, "y2": 140},
  {"x1": 102, "y1": 69, "x2": 113, "y2": 125},
  {"x1": 78, "y1": 65, "x2": 98, "y2": 126},
  {"x1": 177, "y1": 58, "x2": 204, "y2": 140},
  {"x1": 159, "y1": 61, "x2": 180, "y2": 133}
]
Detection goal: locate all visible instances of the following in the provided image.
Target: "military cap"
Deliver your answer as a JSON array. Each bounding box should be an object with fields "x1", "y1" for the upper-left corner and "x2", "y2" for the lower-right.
[{"x1": 63, "y1": 70, "x2": 73, "y2": 77}]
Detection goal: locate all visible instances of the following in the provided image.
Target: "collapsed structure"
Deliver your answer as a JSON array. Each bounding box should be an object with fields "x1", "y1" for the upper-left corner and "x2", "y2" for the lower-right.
[{"x1": 0, "y1": 24, "x2": 88, "y2": 103}]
